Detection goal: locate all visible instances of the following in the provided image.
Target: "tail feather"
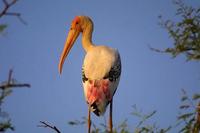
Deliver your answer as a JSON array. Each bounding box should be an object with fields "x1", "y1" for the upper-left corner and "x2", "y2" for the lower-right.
[
  {"x1": 90, "y1": 100, "x2": 110, "y2": 116},
  {"x1": 91, "y1": 102, "x2": 100, "y2": 116}
]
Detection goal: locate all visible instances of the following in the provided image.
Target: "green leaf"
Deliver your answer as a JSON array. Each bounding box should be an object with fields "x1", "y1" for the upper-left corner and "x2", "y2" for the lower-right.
[
  {"x1": 0, "y1": 24, "x2": 7, "y2": 32},
  {"x1": 179, "y1": 126, "x2": 187, "y2": 133},
  {"x1": 181, "y1": 96, "x2": 188, "y2": 101},
  {"x1": 0, "y1": 120, "x2": 14, "y2": 132},
  {"x1": 163, "y1": 126, "x2": 172, "y2": 133},
  {"x1": 179, "y1": 105, "x2": 190, "y2": 109},
  {"x1": 192, "y1": 93, "x2": 200, "y2": 100},
  {"x1": 183, "y1": 18, "x2": 193, "y2": 24},
  {"x1": 144, "y1": 110, "x2": 156, "y2": 120},
  {"x1": 154, "y1": 0, "x2": 200, "y2": 61},
  {"x1": 131, "y1": 111, "x2": 142, "y2": 118},
  {"x1": 68, "y1": 121, "x2": 78, "y2": 125},
  {"x1": 68, "y1": 119, "x2": 85, "y2": 126},
  {"x1": 177, "y1": 113, "x2": 194, "y2": 120}
]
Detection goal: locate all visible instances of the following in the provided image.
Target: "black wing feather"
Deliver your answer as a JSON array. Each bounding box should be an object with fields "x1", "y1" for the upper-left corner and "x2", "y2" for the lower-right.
[{"x1": 104, "y1": 54, "x2": 121, "y2": 82}]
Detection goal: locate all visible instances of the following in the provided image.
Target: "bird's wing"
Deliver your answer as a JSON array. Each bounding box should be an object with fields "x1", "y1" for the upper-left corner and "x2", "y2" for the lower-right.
[{"x1": 103, "y1": 51, "x2": 121, "y2": 96}]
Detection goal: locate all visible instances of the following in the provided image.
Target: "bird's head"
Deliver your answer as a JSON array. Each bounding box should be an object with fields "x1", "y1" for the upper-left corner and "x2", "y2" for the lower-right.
[{"x1": 58, "y1": 16, "x2": 93, "y2": 74}]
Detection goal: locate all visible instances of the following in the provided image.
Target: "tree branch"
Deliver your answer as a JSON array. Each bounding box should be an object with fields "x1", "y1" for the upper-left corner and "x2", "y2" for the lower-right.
[
  {"x1": 0, "y1": 69, "x2": 30, "y2": 90},
  {"x1": 0, "y1": 0, "x2": 18, "y2": 18},
  {"x1": 2, "y1": 0, "x2": 8, "y2": 6},
  {"x1": 0, "y1": 0, "x2": 27, "y2": 24},
  {"x1": 0, "y1": 84, "x2": 30, "y2": 90},
  {"x1": 38, "y1": 121, "x2": 61, "y2": 133},
  {"x1": 4, "y1": 12, "x2": 20, "y2": 16}
]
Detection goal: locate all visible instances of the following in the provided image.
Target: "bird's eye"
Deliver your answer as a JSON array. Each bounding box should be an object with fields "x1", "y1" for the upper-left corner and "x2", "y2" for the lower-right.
[{"x1": 76, "y1": 22, "x2": 79, "y2": 25}]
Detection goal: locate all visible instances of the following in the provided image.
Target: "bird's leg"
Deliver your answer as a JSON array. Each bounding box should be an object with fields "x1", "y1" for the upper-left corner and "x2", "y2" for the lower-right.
[
  {"x1": 88, "y1": 105, "x2": 91, "y2": 133},
  {"x1": 109, "y1": 99, "x2": 113, "y2": 133}
]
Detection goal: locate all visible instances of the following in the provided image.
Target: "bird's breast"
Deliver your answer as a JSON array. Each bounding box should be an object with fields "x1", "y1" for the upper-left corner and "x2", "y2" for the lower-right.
[{"x1": 83, "y1": 46, "x2": 117, "y2": 80}]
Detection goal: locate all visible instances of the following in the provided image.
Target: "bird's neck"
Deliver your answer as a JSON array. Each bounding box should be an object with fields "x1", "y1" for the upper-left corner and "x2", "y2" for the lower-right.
[{"x1": 82, "y1": 24, "x2": 94, "y2": 52}]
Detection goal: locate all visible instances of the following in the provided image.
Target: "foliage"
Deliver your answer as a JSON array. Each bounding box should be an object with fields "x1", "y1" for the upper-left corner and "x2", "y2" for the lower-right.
[
  {"x1": 68, "y1": 105, "x2": 171, "y2": 133},
  {"x1": 0, "y1": 90, "x2": 15, "y2": 132},
  {"x1": 176, "y1": 89, "x2": 200, "y2": 133},
  {"x1": 152, "y1": 0, "x2": 200, "y2": 60},
  {"x1": 0, "y1": 70, "x2": 15, "y2": 132},
  {"x1": 68, "y1": 116, "x2": 129, "y2": 133},
  {"x1": 132, "y1": 105, "x2": 171, "y2": 133},
  {"x1": 0, "y1": 120, "x2": 14, "y2": 132},
  {"x1": 0, "y1": 24, "x2": 7, "y2": 33}
]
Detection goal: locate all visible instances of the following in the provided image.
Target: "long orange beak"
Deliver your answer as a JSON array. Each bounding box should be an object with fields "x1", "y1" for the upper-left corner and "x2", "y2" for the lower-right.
[{"x1": 59, "y1": 29, "x2": 80, "y2": 74}]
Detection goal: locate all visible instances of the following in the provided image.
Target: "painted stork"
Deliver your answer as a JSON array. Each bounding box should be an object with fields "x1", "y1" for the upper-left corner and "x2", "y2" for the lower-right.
[{"x1": 59, "y1": 16, "x2": 121, "y2": 133}]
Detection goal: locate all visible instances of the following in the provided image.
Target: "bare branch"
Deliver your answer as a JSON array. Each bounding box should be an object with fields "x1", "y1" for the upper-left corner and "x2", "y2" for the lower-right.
[
  {"x1": 2, "y1": 0, "x2": 8, "y2": 6},
  {"x1": 149, "y1": 45, "x2": 166, "y2": 53},
  {"x1": 0, "y1": 83, "x2": 30, "y2": 90},
  {"x1": 4, "y1": 12, "x2": 20, "y2": 16},
  {"x1": 0, "y1": 0, "x2": 27, "y2": 24},
  {"x1": 7, "y1": 0, "x2": 18, "y2": 6},
  {"x1": 0, "y1": 0, "x2": 18, "y2": 18},
  {"x1": 0, "y1": 69, "x2": 30, "y2": 90},
  {"x1": 38, "y1": 121, "x2": 61, "y2": 133},
  {"x1": 8, "y1": 69, "x2": 13, "y2": 83}
]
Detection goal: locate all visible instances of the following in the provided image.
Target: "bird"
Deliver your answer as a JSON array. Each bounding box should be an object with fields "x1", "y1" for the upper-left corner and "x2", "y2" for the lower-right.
[{"x1": 59, "y1": 16, "x2": 121, "y2": 133}]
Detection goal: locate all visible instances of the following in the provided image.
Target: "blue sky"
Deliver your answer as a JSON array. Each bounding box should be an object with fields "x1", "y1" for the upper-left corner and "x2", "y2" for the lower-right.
[{"x1": 0, "y1": 0, "x2": 200, "y2": 132}]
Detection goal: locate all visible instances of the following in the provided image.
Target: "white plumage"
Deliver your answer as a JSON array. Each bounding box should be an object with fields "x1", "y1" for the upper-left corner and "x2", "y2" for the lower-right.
[{"x1": 84, "y1": 46, "x2": 117, "y2": 80}]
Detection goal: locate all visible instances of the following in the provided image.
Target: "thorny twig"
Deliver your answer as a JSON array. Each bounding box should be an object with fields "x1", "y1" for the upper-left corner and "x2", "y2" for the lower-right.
[
  {"x1": 0, "y1": 0, "x2": 27, "y2": 24},
  {"x1": 38, "y1": 121, "x2": 61, "y2": 133}
]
